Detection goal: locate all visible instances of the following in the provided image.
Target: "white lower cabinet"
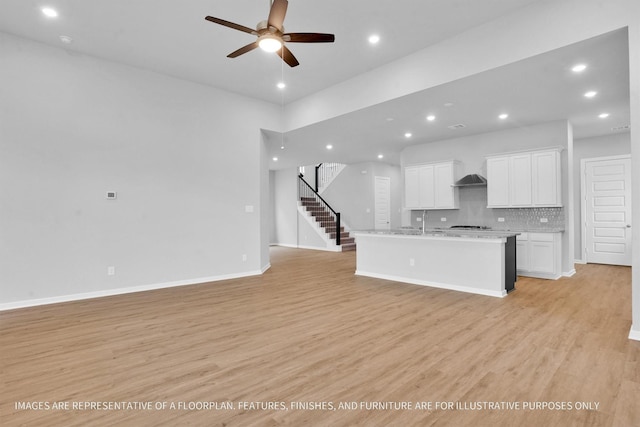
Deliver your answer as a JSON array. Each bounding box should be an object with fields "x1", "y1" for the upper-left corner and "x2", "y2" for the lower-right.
[
  {"x1": 516, "y1": 238, "x2": 529, "y2": 271},
  {"x1": 516, "y1": 232, "x2": 562, "y2": 279}
]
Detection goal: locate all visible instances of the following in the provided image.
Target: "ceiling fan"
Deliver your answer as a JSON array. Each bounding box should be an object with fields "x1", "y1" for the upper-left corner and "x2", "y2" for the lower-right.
[{"x1": 205, "y1": 0, "x2": 335, "y2": 67}]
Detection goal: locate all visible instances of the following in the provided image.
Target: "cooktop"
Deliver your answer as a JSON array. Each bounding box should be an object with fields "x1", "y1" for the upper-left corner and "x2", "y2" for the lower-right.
[{"x1": 449, "y1": 225, "x2": 492, "y2": 230}]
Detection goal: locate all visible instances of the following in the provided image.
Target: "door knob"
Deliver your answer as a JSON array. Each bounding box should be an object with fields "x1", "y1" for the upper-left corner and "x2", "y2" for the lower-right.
[{"x1": 627, "y1": 225, "x2": 632, "y2": 228}]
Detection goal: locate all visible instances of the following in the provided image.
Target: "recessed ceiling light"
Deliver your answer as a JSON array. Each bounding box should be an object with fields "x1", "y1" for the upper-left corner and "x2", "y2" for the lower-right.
[
  {"x1": 277, "y1": 82, "x2": 286, "y2": 89},
  {"x1": 572, "y1": 64, "x2": 587, "y2": 73},
  {"x1": 272, "y1": 157, "x2": 278, "y2": 161},
  {"x1": 599, "y1": 113, "x2": 610, "y2": 118},
  {"x1": 326, "y1": 144, "x2": 333, "y2": 150},
  {"x1": 41, "y1": 7, "x2": 58, "y2": 18},
  {"x1": 368, "y1": 34, "x2": 380, "y2": 44},
  {"x1": 404, "y1": 132, "x2": 412, "y2": 138},
  {"x1": 426, "y1": 115, "x2": 436, "y2": 121},
  {"x1": 498, "y1": 113, "x2": 509, "y2": 120},
  {"x1": 584, "y1": 90, "x2": 597, "y2": 98},
  {"x1": 377, "y1": 154, "x2": 384, "y2": 159},
  {"x1": 59, "y1": 35, "x2": 73, "y2": 44}
]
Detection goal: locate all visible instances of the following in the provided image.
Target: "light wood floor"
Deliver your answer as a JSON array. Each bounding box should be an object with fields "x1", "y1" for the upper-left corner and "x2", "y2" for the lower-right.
[{"x1": 1, "y1": 247, "x2": 639, "y2": 426}]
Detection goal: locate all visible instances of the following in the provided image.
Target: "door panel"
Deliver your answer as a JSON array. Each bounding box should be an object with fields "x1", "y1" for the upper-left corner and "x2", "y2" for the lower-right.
[
  {"x1": 375, "y1": 176, "x2": 391, "y2": 230},
  {"x1": 584, "y1": 156, "x2": 632, "y2": 266}
]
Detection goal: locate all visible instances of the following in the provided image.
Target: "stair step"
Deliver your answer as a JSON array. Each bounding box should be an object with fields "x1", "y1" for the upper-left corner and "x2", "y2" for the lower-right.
[
  {"x1": 341, "y1": 243, "x2": 357, "y2": 252},
  {"x1": 329, "y1": 231, "x2": 351, "y2": 239},
  {"x1": 299, "y1": 194, "x2": 352, "y2": 248}
]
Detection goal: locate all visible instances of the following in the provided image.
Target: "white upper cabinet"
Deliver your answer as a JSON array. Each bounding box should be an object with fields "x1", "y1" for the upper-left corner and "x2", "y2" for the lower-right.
[
  {"x1": 404, "y1": 166, "x2": 421, "y2": 208},
  {"x1": 487, "y1": 148, "x2": 562, "y2": 208},
  {"x1": 404, "y1": 161, "x2": 460, "y2": 210},
  {"x1": 434, "y1": 162, "x2": 457, "y2": 208},
  {"x1": 510, "y1": 154, "x2": 532, "y2": 206},
  {"x1": 532, "y1": 150, "x2": 562, "y2": 206},
  {"x1": 486, "y1": 157, "x2": 510, "y2": 207}
]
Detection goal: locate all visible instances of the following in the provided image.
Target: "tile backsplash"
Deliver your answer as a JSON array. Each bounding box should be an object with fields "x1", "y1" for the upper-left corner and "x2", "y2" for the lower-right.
[{"x1": 409, "y1": 187, "x2": 565, "y2": 231}]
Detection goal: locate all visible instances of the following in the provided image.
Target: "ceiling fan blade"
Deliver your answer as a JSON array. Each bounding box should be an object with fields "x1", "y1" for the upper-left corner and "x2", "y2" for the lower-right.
[
  {"x1": 277, "y1": 45, "x2": 299, "y2": 67},
  {"x1": 227, "y1": 42, "x2": 259, "y2": 58},
  {"x1": 268, "y1": 0, "x2": 288, "y2": 31},
  {"x1": 205, "y1": 16, "x2": 257, "y2": 35},
  {"x1": 283, "y1": 33, "x2": 335, "y2": 43}
]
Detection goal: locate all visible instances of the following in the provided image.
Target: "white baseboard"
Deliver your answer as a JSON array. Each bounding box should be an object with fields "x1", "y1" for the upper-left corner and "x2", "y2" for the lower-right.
[
  {"x1": 297, "y1": 244, "x2": 342, "y2": 252},
  {"x1": 518, "y1": 270, "x2": 562, "y2": 280},
  {"x1": 629, "y1": 326, "x2": 640, "y2": 342},
  {"x1": 355, "y1": 270, "x2": 507, "y2": 298},
  {"x1": 0, "y1": 269, "x2": 265, "y2": 312},
  {"x1": 272, "y1": 243, "x2": 298, "y2": 248},
  {"x1": 563, "y1": 269, "x2": 577, "y2": 277}
]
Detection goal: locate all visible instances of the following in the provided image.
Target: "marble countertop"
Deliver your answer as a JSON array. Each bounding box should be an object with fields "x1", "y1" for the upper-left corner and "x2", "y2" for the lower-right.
[{"x1": 354, "y1": 228, "x2": 520, "y2": 239}]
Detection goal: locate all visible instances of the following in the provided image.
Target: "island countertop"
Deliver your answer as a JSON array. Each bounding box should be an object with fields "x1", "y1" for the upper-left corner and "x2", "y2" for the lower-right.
[{"x1": 354, "y1": 228, "x2": 520, "y2": 240}]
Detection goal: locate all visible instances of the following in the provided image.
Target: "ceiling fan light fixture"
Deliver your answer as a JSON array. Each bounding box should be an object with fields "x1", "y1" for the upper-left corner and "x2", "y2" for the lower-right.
[
  {"x1": 41, "y1": 7, "x2": 58, "y2": 18},
  {"x1": 258, "y1": 35, "x2": 283, "y2": 52}
]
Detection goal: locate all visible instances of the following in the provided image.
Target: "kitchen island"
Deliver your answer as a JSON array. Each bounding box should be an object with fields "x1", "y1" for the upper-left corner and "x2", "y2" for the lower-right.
[{"x1": 353, "y1": 229, "x2": 518, "y2": 298}]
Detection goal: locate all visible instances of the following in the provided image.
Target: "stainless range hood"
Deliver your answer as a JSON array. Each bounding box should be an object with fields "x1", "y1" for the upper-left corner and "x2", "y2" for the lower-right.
[{"x1": 453, "y1": 173, "x2": 487, "y2": 187}]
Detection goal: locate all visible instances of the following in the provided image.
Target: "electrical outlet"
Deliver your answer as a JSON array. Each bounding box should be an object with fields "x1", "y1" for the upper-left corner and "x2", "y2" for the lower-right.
[
  {"x1": 540, "y1": 218, "x2": 549, "y2": 223},
  {"x1": 409, "y1": 258, "x2": 415, "y2": 266},
  {"x1": 242, "y1": 254, "x2": 247, "y2": 262},
  {"x1": 107, "y1": 266, "x2": 115, "y2": 276},
  {"x1": 417, "y1": 217, "x2": 422, "y2": 222},
  {"x1": 441, "y1": 217, "x2": 447, "y2": 222},
  {"x1": 498, "y1": 217, "x2": 505, "y2": 222}
]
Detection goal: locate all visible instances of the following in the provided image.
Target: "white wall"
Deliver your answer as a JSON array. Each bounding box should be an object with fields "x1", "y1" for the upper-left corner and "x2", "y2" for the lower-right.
[
  {"x1": 401, "y1": 121, "x2": 569, "y2": 174},
  {"x1": 0, "y1": 33, "x2": 279, "y2": 308},
  {"x1": 321, "y1": 162, "x2": 401, "y2": 231},
  {"x1": 573, "y1": 133, "x2": 631, "y2": 261},
  {"x1": 271, "y1": 168, "x2": 299, "y2": 246},
  {"x1": 628, "y1": 21, "x2": 640, "y2": 340}
]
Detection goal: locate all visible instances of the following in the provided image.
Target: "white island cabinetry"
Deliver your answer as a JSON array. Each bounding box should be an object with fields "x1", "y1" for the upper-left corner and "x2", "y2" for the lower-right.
[
  {"x1": 354, "y1": 230, "x2": 517, "y2": 298},
  {"x1": 404, "y1": 161, "x2": 461, "y2": 210}
]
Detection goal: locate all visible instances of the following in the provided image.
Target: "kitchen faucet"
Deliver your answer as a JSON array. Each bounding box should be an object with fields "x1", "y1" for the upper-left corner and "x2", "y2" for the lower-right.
[{"x1": 422, "y1": 210, "x2": 427, "y2": 233}]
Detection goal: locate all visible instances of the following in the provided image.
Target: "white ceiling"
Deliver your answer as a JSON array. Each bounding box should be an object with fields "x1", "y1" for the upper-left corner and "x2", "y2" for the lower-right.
[
  {"x1": 0, "y1": 0, "x2": 631, "y2": 169},
  {"x1": 265, "y1": 29, "x2": 630, "y2": 168}
]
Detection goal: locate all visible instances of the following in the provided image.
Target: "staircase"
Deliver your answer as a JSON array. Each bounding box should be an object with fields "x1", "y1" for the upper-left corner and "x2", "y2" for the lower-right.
[{"x1": 300, "y1": 197, "x2": 356, "y2": 251}]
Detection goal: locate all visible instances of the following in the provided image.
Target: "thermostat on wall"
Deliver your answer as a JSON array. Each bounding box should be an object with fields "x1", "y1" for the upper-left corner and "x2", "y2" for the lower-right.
[{"x1": 106, "y1": 191, "x2": 117, "y2": 200}]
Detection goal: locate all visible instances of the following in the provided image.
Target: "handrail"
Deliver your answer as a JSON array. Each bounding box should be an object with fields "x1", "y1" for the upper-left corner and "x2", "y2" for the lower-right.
[
  {"x1": 314, "y1": 164, "x2": 321, "y2": 192},
  {"x1": 298, "y1": 173, "x2": 341, "y2": 245},
  {"x1": 315, "y1": 162, "x2": 343, "y2": 192}
]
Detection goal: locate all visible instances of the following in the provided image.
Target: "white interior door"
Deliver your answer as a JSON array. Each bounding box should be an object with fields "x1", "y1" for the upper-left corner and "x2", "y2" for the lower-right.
[
  {"x1": 583, "y1": 156, "x2": 632, "y2": 266},
  {"x1": 374, "y1": 176, "x2": 391, "y2": 230}
]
